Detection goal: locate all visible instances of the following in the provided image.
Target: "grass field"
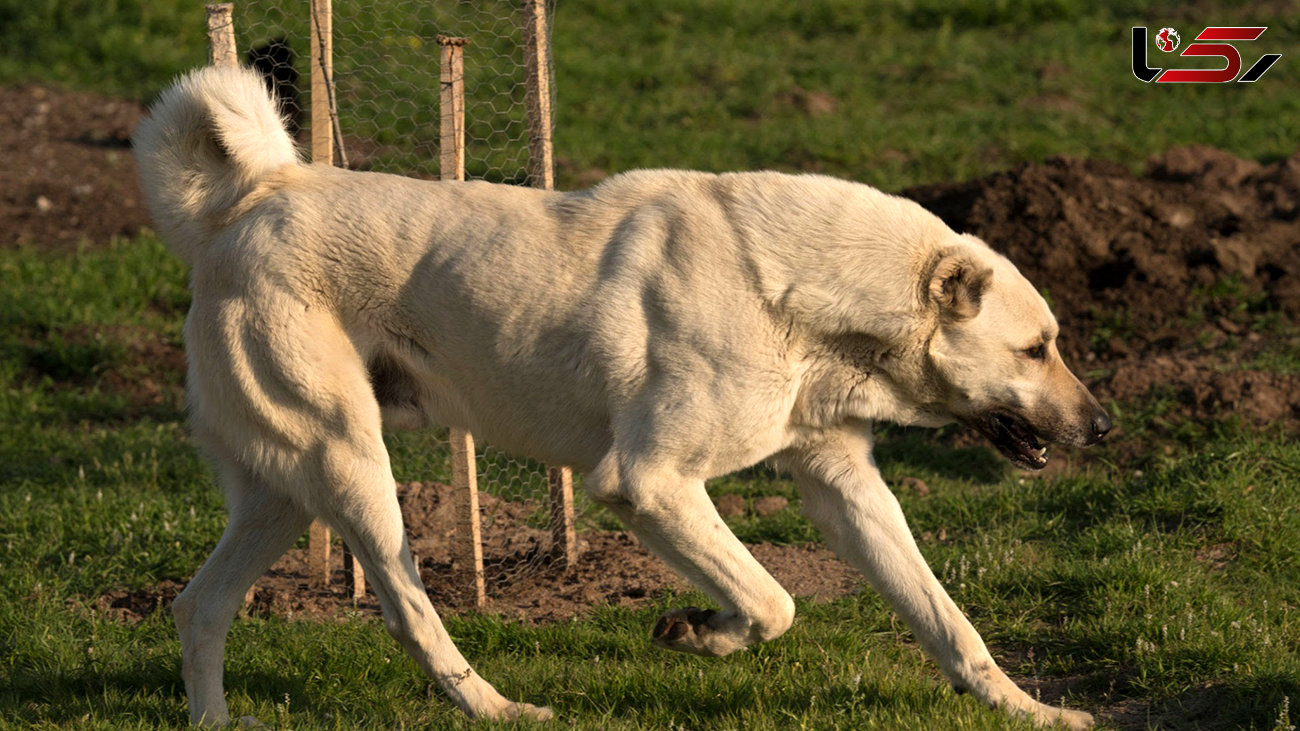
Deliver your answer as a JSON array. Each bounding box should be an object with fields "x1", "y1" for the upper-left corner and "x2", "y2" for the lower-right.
[
  {"x1": 3, "y1": 0, "x2": 1300, "y2": 729},
  {"x1": 2, "y1": 0, "x2": 1297, "y2": 189}
]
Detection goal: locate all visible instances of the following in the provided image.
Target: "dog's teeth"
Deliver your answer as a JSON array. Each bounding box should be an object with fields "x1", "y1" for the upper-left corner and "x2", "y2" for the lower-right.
[{"x1": 1036, "y1": 447, "x2": 1046, "y2": 457}]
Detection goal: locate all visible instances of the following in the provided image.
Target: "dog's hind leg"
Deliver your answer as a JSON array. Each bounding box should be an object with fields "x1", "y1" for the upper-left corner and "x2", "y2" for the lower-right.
[
  {"x1": 585, "y1": 455, "x2": 796, "y2": 657},
  {"x1": 172, "y1": 461, "x2": 311, "y2": 726},
  {"x1": 783, "y1": 427, "x2": 1093, "y2": 730},
  {"x1": 309, "y1": 445, "x2": 553, "y2": 721},
  {"x1": 181, "y1": 299, "x2": 549, "y2": 722}
]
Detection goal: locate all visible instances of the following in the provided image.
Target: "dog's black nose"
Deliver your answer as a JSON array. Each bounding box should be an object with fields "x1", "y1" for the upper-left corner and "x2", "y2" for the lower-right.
[{"x1": 1090, "y1": 410, "x2": 1112, "y2": 442}]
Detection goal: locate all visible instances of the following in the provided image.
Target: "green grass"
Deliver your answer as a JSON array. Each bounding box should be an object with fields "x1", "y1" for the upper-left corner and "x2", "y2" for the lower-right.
[
  {"x1": 1, "y1": 0, "x2": 1297, "y2": 189},
  {"x1": 3, "y1": 1, "x2": 1300, "y2": 728}
]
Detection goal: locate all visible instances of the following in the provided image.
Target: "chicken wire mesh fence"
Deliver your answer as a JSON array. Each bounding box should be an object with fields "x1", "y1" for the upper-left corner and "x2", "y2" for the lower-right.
[
  {"x1": 212, "y1": 0, "x2": 606, "y2": 604},
  {"x1": 236, "y1": 0, "x2": 551, "y2": 182},
  {"x1": 382, "y1": 434, "x2": 614, "y2": 607}
]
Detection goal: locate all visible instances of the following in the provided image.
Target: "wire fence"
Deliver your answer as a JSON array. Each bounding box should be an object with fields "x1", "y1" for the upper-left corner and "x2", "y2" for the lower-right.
[
  {"x1": 222, "y1": 0, "x2": 604, "y2": 606},
  {"x1": 237, "y1": 0, "x2": 552, "y2": 183}
]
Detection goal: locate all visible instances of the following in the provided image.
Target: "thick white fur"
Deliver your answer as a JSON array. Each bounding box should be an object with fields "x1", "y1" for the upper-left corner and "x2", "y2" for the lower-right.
[
  {"x1": 133, "y1": 68, "x2": 299, "y2": 265},
  {"x1": 134, "y1": 66, "x2": 1100, "y2": 729}
]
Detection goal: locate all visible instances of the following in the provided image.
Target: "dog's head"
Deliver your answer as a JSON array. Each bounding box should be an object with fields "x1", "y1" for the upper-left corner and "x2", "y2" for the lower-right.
[{"x1": 920, "y1": 239, "x2": 1111, "y2": 470}]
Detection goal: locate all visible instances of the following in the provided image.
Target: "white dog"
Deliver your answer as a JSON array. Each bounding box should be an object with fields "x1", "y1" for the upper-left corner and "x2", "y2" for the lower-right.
[{"x1": 133, "y1": 67, "x2": 1110, "y2": 728}]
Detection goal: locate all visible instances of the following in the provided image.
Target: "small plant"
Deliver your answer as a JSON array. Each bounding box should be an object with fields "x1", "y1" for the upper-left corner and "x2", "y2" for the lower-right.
[{"x1": 1275, "y1": 695, "x2": 1295, "y2": 731}]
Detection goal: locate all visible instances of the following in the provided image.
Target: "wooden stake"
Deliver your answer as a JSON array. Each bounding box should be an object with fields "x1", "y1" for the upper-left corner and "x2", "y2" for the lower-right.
[
  {"x1": 206, "y1": 2, "x2": 260, "y2": 605},
  {"x1": 204, "y1": 4, "x2": 237, "y2": 69},
  {"x1": 343, "y1": 543, "x2": 364, "y2": 601},
  {"x1": 309, "y1": 0, "x2": 334, "y2": 167},
  {"x1": 450, "y1": 429, "x2": 485, "y2": 607},
  {"x1": 308, "y1": 521, "x2": 331, "y2": 588},
  {"x1": 438, "y1": 35, "x2": 483, "y2": 608},
  {"x1": 303, "y1": 0, "x2": 356, "y2": 592},
  {"x1": 548, "y1": 466, "x2": 578, "y2": 569},
  {"x1": 524, "y1": 0, "x2": 576, "y2": 568},
  {"x1": 437, "y1": 36, "x2": 468, "y2": 182},
  {"x1": 522, "y1": 0, "x2": 554, "y2": 189}
]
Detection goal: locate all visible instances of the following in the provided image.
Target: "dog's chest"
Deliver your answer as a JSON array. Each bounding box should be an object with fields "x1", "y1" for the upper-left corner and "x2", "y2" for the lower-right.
[{"x1": 789, "y1": 335, "x2": 893, "y2": 428}]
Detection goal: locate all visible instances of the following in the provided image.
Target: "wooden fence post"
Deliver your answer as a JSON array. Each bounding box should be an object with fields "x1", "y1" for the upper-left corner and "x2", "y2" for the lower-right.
[
  {"x1": 438, "y1": 36, "x2": 468, "y2": 182},
  {"x1": 523, "y1": 0, "x2": 576, "y2": 570},
  {"x1": 309, "y1": 0, "x2": 335, "y2": 168},
  {"x1": 547, "y1": 467, "x2": 577, "y2": 568},
  {"x1": 305, "y1": 0, "x2": 333, "y2": 591},
  {"x1": 205, "y1": 4, "x2": 237, "y2": 69},
  {"x1": 207, "y1": 1, "x2": 258, "y2": 609},
  {"x1": 303, "y1": 0, "x2": 365, "y2": 599},
  {"x1": 522, "y1": 0, "x2": 554, "y2": 190},
  {"x1": 437, "y1": 36, "x2": 484, "y2": 608},
  {"x1": 450, "y1": 429, "x2": 485, "y2": 608}
]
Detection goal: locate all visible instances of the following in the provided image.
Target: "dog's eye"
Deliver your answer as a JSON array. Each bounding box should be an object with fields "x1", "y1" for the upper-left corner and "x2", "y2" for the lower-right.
[{"x1": 1023, "y1": 343, "x2": 1047, "y2": 361}]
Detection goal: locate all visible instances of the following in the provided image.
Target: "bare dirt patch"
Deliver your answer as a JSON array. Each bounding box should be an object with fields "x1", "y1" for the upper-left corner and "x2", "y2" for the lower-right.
[
  {"x1": 2, "y1": 85, "x2": 148, "y2": 250},
  {"x1": 95, "y1": 481, "x2": 861, "y2": 625}
]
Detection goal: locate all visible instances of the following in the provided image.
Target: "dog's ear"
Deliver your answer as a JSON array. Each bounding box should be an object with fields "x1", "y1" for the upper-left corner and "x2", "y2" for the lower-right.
[{"x1": 929, "y1": 250, "x2": 992, "y2": 320}]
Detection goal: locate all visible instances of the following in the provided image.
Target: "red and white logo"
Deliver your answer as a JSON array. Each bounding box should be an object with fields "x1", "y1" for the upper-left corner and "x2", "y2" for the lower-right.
[
  {"x1": 1155, "y1": 27, "x2": 1180, "y2": 52},
  {"x1": 1133, "y1": 26, "x2": 1282, "y2": 83}
]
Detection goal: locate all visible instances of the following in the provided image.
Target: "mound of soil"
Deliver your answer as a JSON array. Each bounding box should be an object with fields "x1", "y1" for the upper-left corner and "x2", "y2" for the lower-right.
[{"x1": 906, "y1": 146, "x2": 1300, "y2": 430}]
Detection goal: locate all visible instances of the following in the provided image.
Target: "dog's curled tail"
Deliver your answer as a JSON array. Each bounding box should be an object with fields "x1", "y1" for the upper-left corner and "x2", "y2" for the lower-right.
[{"x1": 132, "y1": 66, "x2": 299, "y2": 264}]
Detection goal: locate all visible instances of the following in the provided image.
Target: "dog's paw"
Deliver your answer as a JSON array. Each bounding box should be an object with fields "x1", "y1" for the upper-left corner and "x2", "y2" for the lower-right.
[
  {"x1": 651, "y1": 607, "x2": 719, "y2": 655},
  {"x1": 501, "y1": 701, "x2": 554, "y2": 721},
  {"x1": 1041, "y1": 707, "x2": 1093, "y2": 730},
  {"x1": 1015, "y1": 700, "x2": 1092, "y2": 730}
]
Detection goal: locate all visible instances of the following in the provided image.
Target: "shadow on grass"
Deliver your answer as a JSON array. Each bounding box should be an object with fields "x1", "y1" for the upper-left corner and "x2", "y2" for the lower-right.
[
  {"x1": 17, "y1": 387, "x2": 186, "y2": 429},
  {"x1": 873, "y1": 426, "x2": 1007, "y2": 484},
  {"x1": 1015, "y1": 428, "x2": 1254, "y2": 539},
  {"x1": 1100, "y1": 673, "x2": 1300, "y2": 730},
  {"x1": 569, "y1": 669, "x2": 933, "y2": 726},
  {"x1": 0, "y1": 658, "x2": 310, "y2": 727}
]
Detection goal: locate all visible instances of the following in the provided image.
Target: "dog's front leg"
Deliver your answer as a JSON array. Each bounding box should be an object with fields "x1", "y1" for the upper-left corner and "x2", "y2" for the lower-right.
[
  {"x1": 585, "y1": 454, "x2": 796, "y2": 657},
  {"x1": 783, "y1": 428, "x2": 1093, "y2": 729}
]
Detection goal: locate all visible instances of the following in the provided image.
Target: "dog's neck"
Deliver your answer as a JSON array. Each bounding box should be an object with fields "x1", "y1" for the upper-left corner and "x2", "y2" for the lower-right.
[
  {"x1": 707, "y1": 172, "x2": 964, "y2": 429},
  {"x1": 717, "y1": 173, "x2": 949, "y2": 347}
]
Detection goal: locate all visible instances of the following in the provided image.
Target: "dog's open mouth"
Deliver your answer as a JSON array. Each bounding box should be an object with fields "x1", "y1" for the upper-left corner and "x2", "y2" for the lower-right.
[{"x1": 972, "y1": 410, "x2": 1048, "y2": 470}]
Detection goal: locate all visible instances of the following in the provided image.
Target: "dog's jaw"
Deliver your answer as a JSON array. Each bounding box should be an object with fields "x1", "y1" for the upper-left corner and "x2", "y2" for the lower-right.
[{"x1": 966, "y1": 410, "x2": 1049, "y2": 470}]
